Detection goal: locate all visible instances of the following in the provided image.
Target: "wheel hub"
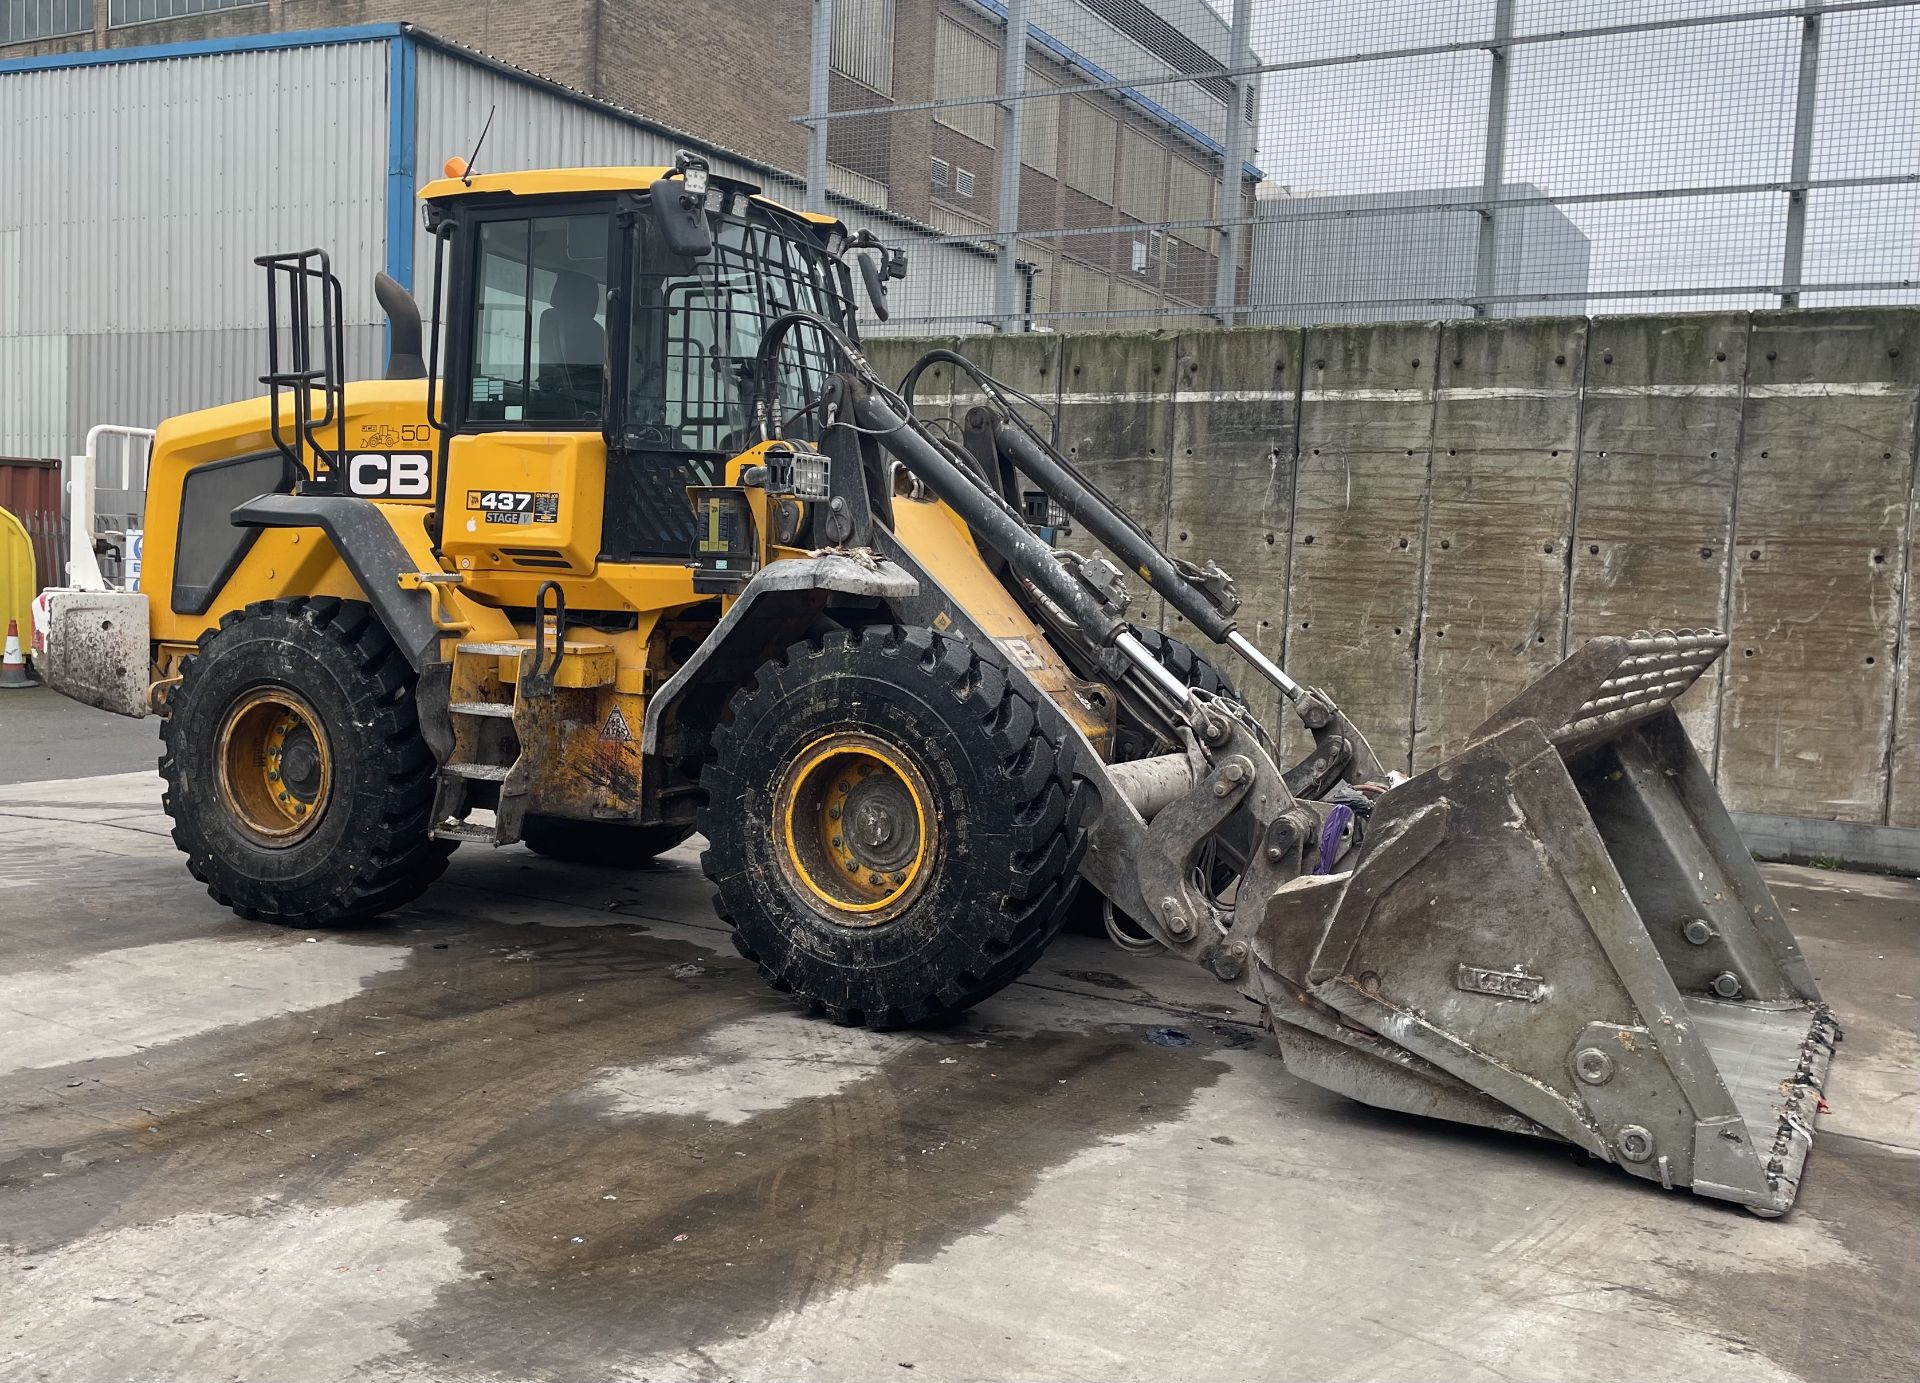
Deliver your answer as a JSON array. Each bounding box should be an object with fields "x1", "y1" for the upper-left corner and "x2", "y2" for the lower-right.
[
  {"x1": 845, "y1": 775, "x2": 917, "y2": 870},
  {"x1": 214, "y1": 687, "x2": 332, "y2": 847},
  {"x1": 777, "y1": 732, "x2": 933, "y2": 926}
]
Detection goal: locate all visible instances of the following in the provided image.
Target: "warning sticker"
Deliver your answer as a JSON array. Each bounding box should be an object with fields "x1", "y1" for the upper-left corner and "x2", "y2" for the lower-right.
[
  {"x1": 998, "y1": 637, "x2": 1045, "y2": 670},
  {"x1": 600, "y1": 706, "x2": 634, "y2": 742}
]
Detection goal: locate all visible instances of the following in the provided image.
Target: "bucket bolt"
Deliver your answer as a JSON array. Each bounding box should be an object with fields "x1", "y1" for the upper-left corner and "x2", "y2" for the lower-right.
[
  {"x1": 1574, "y1": 1047, "x2": 1614, "y2": 1086},
  {"x1": 1682, "y1": 918, "x2": 1714, "y2": 945},
  {"x1": 1710, "y1": 971, "x2": 1744, "y2": 999},
  {"x1": 1160, "y1": 897, "x2": 1193, "y2": 940},
  {"x1": 1617, "y1": 1125, "x2": 1656, "y2": 1164},
  {"x1": 1211, "y1": 757, "x2": 1252, "y2": 798},
  {"x1": 1207, "y1": 939, "x2": 1248, "y2": 981}
]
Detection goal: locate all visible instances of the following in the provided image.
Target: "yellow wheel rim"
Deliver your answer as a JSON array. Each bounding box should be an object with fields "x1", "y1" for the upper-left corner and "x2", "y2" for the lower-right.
[
  {"x1": 214, "y1": 687, "x2": 332, "y2": 847},
  {"x1": 777, "y1": 732, "x2": 933, "y2": 926}
]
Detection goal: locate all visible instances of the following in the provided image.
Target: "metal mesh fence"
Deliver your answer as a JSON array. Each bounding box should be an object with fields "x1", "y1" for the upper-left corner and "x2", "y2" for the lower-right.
[{"x1": 795, "y1": 0, "x2": 1920, "y2": 332}]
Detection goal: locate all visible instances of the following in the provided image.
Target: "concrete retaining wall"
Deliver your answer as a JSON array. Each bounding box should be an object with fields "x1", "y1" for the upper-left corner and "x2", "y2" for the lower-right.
[{"x1": 866, "y1": 309, "x2": 1920, "y2": 867}]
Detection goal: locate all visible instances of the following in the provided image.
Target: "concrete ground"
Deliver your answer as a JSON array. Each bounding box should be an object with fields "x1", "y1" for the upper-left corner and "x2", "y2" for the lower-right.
[
  {"x1": 0, "y1": 683, "x2": 161, "y2": 783},
  {"x1": 1, "y1": 704, "x2": 1917, "y2": 1382}
]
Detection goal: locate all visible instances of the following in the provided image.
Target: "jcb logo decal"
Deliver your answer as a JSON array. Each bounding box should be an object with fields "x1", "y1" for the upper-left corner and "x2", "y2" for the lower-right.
[{"x1": 346, "y1": 452, "x2": 432, "y2": 497}]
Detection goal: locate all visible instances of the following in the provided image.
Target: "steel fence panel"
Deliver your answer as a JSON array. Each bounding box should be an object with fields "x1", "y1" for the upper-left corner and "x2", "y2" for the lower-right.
[{"x1": 799, "y1": 0, "x2": 1920, "y2": 333}]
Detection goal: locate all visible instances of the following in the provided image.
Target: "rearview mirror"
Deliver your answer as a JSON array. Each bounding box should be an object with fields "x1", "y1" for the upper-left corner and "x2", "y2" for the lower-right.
[
  {"x1": 857, "y1": 252, "x2": 891, "y2": 321},
  {"x1": 649, "y1": 154, "x2": 714, "y2": 260}
]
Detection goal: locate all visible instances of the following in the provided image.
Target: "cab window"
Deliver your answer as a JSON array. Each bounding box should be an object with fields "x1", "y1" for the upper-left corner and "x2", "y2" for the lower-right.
[{"x1": 467, "y1": 213, "x2": 610, "y2": 426}]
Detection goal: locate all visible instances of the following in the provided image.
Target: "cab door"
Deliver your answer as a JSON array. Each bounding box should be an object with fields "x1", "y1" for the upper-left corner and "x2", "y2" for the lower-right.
[{"x1": 439, "y1": 201, "x2": 614, "y2": 577}]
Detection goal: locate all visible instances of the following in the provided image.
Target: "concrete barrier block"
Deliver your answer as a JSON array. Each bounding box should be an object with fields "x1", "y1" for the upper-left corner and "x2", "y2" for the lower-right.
[
  {"x1": 1167, "y1": 327, "x2": 1302, "y2": 727},
  {"x1": 1570, "y1": 313, "x2": 1747, "y2": 760},
  {"x1": 1288, "y1": 321, "x2": 1441, "y2": 772},
  {"x1": 1719, "y1": 308, "x2": 1919, "y2": 822},
  {"x1": 1413, "y1": 317, "x2": 1584, "y2": 771}
]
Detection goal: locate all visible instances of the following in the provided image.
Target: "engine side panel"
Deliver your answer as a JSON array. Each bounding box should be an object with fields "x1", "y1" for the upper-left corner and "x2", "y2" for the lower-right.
[{"x1": 143, "y1": 380, "x2": 439, "y2": 644}]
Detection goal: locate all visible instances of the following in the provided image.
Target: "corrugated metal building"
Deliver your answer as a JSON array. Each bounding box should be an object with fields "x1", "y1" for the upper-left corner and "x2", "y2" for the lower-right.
[
  {"x1": 0, "y1": 22, "x2": 994, "y2": 472},
  {"x1": 1248, "y1": 184, "x2": 1593, "y2": 325}
]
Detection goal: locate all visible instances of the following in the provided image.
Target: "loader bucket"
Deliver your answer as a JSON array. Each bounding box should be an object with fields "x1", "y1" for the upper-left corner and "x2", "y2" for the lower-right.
[{"x1": 1255, "y1": 631, "x2": 1836, "y2": 1215}]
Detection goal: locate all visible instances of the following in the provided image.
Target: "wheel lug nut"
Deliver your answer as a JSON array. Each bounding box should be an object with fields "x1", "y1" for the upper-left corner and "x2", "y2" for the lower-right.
[
  {"x1": 890, "y1": 871, "x2": 906, "y2": 884},
  {"x1": 828, "y1": 806, "x2": 841, "y2": 820},
  {"x1": 869, "y1": 872, "x2": 885, "y2": 886},
  {"x1": 268, "y1": 770, "x2": 280, "y2": 782},
  {"x1": 831, "y1": 836, "x2": 843, "y2": 849}
]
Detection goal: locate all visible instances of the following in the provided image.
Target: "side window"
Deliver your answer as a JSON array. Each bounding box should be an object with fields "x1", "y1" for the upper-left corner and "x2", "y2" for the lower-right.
[
  {"x1": 467, "y1": 213, "x2": 610, "y2": 426},
  {"x1": 659, "y1": 274, "x2": 760, "y2": 451},
  {"x1": 626, "y1": 214, "x2": 837, "y2": 452}
]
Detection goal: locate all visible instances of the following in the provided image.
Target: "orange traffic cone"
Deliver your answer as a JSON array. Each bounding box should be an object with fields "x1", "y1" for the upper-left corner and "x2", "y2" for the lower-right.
[{"x1": 0, "y1": 618, "x2": 32, "y2": 690}]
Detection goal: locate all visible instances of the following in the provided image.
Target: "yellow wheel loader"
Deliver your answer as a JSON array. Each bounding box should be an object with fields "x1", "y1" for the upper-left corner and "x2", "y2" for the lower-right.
[{"x1": 48, "y1": 156, "x2": 1836, "y2": 1215}]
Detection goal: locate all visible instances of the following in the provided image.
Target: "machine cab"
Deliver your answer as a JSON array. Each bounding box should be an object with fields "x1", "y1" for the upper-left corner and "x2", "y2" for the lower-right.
[{"x1": 418, "y1": 159, "x2": 863, "y2": 586}]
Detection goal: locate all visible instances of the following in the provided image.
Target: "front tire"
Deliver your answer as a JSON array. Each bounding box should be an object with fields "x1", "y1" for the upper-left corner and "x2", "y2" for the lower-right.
[
  {"x1": 699, "y1": 625, "x2": 1085, "y2": 1027},
  {"x1": 160, "y1": 598, "x2": 452, "y2": 926}
]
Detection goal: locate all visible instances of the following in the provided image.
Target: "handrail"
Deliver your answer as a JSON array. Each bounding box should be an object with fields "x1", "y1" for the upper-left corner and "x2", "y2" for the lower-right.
[{"x1": 65, "y1": 424, "x2": 156, "y2": 591}]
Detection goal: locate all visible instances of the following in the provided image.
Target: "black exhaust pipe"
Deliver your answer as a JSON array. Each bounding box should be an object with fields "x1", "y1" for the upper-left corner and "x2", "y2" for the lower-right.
[{"x1": 374, "y1": 272, "x2": 428, "y2": 381}]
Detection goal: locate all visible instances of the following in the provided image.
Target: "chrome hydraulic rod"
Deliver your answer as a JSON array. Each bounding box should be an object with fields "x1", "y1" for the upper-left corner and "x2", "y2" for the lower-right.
[
  {"x1": 1114, "y1": 629, "x2": 1198, "y2": 709},
  {"x1": 1227, "y1": 630, "x2": 1304, "y2": 702},
  {"x1": 981, "y1": 417, "x2": 1311, "y2": 704}
]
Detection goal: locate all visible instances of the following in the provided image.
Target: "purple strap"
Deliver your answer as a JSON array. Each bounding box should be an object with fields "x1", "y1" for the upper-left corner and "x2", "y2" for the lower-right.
[{"x1": 1315, "y1": 804, "x2": 1355, "y2": 875}]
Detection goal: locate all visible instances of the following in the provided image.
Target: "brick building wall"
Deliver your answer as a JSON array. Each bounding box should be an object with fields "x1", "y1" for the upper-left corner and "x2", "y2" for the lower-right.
[
  {"x1": 597, "y1": 0, "x2": 809, "y2": 171},
  {"x1": 5, "y1": 0, "x2": 1248, "y2": 322},
  {"x1": 5, "y1": 0, "x2": 815, "y2": 168},
  {"x1": 5, "y1": 0, "x2": 589, "y2": 92}
]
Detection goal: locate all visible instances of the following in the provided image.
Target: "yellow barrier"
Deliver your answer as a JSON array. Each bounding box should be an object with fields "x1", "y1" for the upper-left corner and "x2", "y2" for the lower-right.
[{"x1": 0, "y1": 506, "x2": 35, "y2": 660}]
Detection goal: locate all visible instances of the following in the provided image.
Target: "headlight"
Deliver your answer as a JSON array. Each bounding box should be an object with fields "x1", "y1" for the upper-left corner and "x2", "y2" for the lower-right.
[
  {"x1": 675, "y1": 151, "x2": 711, "y2": 205},
  {"x1": 766, "y1": 443, "x2": 831, "y2": 501}
]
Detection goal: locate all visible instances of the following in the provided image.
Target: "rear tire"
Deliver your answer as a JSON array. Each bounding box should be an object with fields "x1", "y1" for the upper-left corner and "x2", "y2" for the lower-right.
[
  {"x1": 520, "y1": 816, "x2": 695, "y2": 866},
  {"x1": 699, "y1": 625, "x2": 1086, "y2": 1027},
  {"x1": 160, "y1": 598, "x2": 452, "y2": 926}
]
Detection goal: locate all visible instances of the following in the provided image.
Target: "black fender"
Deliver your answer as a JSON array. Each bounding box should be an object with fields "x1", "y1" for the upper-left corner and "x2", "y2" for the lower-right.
[
  {"x1": 231, "y1": 494, "x2": 441, "y2": 673},
  {"x1": 640, "y1": 554, "x2": 919, "y2": 756},
  {"x1": 230, "y1": 493, "x2": 452, "y2": 765}
]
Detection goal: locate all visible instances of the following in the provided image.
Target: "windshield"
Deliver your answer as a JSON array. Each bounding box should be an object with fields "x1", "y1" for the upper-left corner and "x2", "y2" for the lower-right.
[{"x1": 624, "y1": 206, "x2": 847, "y2": 453}]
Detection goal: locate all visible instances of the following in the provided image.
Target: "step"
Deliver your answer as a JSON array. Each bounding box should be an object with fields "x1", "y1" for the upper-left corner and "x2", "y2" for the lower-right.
[
  {"x1": 457, "y1": 638, "x2": 616, "y2": 656},
  {"x1": 456, "y1": 637, "x2": 618, "y2": 690},
  {"x1": 444, "y1": 762, "x2": 512, "y2": 782},
  {"x1": 449, "y1": 700, "x2": 515, "y2": 718},
  {"x1": 431, "y1": 820, "x2": 498, "y2": 844}
]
